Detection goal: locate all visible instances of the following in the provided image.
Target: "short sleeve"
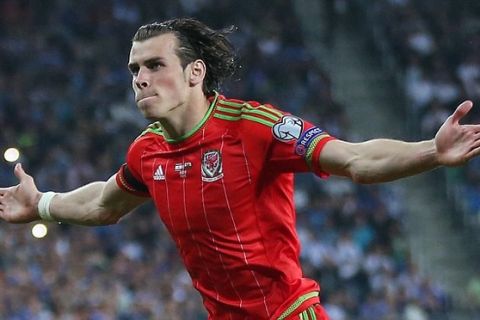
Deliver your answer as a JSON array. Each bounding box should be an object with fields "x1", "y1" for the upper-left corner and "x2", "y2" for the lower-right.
[
  {"x1": 115, "y1": 136, "x2": 151, "y2": 197},
  {"x1": 269, "y1": 114, "x2": 335, "y2": 178},
  {"x1": 116, "y1": 163, "x2": 150, "y2": 197}
]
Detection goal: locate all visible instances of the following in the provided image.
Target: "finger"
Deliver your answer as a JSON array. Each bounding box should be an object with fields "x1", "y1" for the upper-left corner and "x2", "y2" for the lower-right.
[
  {"x1": 473, "y1": 133, "x2": 480, "y2": 142},
  {"x1": 471, "y1": 138, "x2": 480, "y2": 150},
  {"x1": 467, "y1": 146, "x2": 480, "y2": 160},
  {"x1": 451, "y1": 100, "x2": 473, "y2": 124},
  {"x1": 464, "y1": 124, "x2": 480, "y2": 132},
  {"x1": 0, "y1": 187, "x2": 13, "y2": 195},
  {"x1": 13, "y1": 163, "x2": 30, "y2": 182}
]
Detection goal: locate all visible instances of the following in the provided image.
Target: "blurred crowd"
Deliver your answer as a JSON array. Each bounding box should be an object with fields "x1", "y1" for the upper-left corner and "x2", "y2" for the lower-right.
[
  {"x1": 0, "y1": 0, "x2": 455, "y2": 319},
  {"x1": 363, "y1": 0, "x2": 480, "y2": 137},
  {"x1": 359, "y1": 0, "x2": 480, "y2": 317}
]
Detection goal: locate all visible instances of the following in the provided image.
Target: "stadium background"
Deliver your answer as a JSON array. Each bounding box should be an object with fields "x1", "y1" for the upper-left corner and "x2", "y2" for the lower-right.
[{"x1": 0, "y1": 0, "x2": 480, "y2": 319}]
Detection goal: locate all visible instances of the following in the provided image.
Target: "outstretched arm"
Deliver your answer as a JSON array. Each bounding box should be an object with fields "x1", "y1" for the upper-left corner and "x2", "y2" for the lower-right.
[
  {"x1": 0, "y1": 163, "x2": 149, "y2": 225},
  {"x1": 319, "y1": 100, "x2": 480, "y2": 184}
]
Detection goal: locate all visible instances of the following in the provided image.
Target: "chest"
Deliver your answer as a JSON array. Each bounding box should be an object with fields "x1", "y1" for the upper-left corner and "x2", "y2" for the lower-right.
[{"x1": 139, "y1": 132, "x2": 263, "y2": 233}]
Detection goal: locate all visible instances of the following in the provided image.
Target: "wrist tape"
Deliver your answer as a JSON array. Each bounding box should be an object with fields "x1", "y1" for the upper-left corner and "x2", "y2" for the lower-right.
[{"x1": 37, "y1": 192, "x2": 57, "y2": 222}]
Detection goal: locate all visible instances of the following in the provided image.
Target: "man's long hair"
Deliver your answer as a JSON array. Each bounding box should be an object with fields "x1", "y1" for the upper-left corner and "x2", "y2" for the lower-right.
[{"x1": 132, "y1": 18, "x2": 237, "y2": 96}]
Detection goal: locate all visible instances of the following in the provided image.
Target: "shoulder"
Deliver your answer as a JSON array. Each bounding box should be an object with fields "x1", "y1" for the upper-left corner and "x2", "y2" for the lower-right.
[
  {"x1": 212, "y1": 95, "x2": 286, "y2": 130},
  {"x1": 126, "y1": 122, "x2": 164, "y2": 158}
]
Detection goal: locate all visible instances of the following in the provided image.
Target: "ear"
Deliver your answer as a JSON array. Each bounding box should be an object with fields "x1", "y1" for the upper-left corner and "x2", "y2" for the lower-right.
[{"x1": 188, "y1": 59, "x2": 206, "y2": 86}]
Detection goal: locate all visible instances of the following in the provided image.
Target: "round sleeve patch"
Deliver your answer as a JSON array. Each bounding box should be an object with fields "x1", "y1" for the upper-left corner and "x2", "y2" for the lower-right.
[
  {"x1": 295, "y1": 127, "x2": 324, "y2": 156},
  {"x1": 272, "y1": 115, "x2": 304, "y2": 142}
]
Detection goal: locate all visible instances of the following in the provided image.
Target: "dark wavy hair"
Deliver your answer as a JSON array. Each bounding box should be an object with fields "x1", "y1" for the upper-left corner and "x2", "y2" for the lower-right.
[{"x1": 132, "y1": 18, "x2": 237, "y2": 96}]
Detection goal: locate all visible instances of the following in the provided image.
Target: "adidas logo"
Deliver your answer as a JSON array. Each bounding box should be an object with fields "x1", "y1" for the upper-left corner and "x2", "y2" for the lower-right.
[{"x1": 153, "y1": 165, "x2": 165, "y2": 181}]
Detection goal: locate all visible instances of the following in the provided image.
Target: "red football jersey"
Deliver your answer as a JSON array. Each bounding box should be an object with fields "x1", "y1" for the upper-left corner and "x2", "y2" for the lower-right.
[{"x1": 116, "y1": 93, "x2": 335, "y2": 319}]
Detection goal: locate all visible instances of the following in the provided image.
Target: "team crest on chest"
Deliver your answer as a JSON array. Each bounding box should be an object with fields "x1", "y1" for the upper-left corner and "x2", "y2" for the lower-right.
[{"x1": 201, "y1": 150, "x2": 224, "y2": 182}]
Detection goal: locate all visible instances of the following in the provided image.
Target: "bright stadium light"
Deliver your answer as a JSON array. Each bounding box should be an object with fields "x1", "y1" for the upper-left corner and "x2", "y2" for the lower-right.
[
  {"x1": 4, "y1": 147, "x2": 20, "y2": 162},
  {"x1": 31, "y1": 223, "x2": 48, "y2": 239}
]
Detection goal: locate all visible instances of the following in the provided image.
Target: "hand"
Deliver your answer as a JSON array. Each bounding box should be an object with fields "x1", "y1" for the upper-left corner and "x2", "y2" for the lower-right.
[
  {"x1": 0, "y1": 163, "x2": 42, "y2": 223},
  {"x1": 435, "y1": 100, "x2": 480, "y2": 166}
]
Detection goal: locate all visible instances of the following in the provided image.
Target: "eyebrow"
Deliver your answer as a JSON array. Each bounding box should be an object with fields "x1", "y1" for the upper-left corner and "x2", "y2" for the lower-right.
[{"x1": 128, "y1": 57, "x2": 164, "y2": 71}]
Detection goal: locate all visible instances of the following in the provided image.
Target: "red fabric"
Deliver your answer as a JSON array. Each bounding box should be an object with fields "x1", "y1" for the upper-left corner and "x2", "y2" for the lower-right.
[{"x1": 116, "y1": 94, "x2": 335, "y2": 319}]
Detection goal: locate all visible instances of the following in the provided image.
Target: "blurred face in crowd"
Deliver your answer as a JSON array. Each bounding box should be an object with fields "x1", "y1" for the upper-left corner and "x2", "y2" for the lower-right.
[{"x1": 128, "y1": 33, "x2": 194, "y2": 121}]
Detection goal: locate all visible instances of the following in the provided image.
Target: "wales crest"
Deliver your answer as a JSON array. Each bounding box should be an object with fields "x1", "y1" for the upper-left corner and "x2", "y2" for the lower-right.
[{"x1": 201, "y1": 150, "x2": 224, "y2": 182}]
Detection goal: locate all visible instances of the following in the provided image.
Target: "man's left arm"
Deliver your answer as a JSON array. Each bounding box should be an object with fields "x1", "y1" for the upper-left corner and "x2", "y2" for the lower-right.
[{"x1": 319, "y1": 100, "x2": 480, "y2": 184}]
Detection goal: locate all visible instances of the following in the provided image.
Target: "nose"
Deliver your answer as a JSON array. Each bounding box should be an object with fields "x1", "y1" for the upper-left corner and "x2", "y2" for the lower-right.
[{"x1": 134, "y1": 67, "x2": 149, "y2": 89}]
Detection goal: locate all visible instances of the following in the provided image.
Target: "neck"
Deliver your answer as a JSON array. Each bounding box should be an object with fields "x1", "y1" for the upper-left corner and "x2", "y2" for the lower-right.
[{"x1": 158, "y1": 92, "x2": 211, "y2": 140}]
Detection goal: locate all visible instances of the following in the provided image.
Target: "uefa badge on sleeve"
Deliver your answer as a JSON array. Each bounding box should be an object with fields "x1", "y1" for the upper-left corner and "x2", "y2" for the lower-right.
[
  {"x1": 295, "y1": 127, "x2": 324, "y2": 156},
  {"x1": 272, "y1": 115, "x2": 303, "y2": 142}
]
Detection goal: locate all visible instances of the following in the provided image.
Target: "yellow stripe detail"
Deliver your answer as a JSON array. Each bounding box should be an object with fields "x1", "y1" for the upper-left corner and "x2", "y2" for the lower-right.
[
  {"x1": 214, "y1": 113, "x2": 276, "y2": 127},
  {"x1": 305, "y1": 134, "x2": 330, "y2": 168},
  {"x1": 216, "y1": 99, "x2": 243, "y2": 108},
  {"x1": 302, "y1": 310, "x2": 309, "y2": 319},
  {"x1": 309, "y1": 306, "x2": 317, "y2": 320},
  {"x1": 250, "y1": 103, "x2": 283, "y2": 118},
  {"x1": 217, "y1": 105, "x2": 243, "y2": 114},
  {"x1": 218, "y1": 99, "x2": 283, "y2": 118},
  {"x1": 216, "y1": 104, "x2": 281, "y2": 122},
  {"x1": 277, "y1": 292, "x2": 319, "y2": 320},
  {"x1": 245, "y1": 108, "x2": 280, "y2": 121}
]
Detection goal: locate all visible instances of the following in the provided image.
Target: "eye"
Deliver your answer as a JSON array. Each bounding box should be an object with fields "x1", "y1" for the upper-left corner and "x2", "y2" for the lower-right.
[
  {"x1": 128, "y1": 65, "x2": 139, "y2": 76},
  {"x1": 147, "y1": 61, "x2": 164, "y2": 71}
]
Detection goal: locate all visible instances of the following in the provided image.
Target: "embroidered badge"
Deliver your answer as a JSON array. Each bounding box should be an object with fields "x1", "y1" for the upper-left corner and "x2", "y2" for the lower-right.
[
  {"x1": 174, "y1": 162, "x2": 192, "y2": 178},
  {"x1": 272, "y1": 115, "x2": 303, "y2": 142},
  {"x1": 201, "y1": 150, "x2": 224, "y2": 182},
  {"x1": 295, "y1": 127, "x2": 324, "y2": 156}
]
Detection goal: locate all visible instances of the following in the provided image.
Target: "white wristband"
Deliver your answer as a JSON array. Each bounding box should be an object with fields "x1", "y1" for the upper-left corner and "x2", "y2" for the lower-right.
[{"x1": 37, "y1": 192, "x2": 57, "y2": 222}]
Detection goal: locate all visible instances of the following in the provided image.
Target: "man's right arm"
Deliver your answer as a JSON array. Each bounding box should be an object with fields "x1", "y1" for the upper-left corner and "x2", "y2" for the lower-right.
[
  {"x1": 49, "y1": 174, "x2": 149, "y2": 225},
  {"x1": 0, "y1": 163, "x2": 149, "y2": 225}
]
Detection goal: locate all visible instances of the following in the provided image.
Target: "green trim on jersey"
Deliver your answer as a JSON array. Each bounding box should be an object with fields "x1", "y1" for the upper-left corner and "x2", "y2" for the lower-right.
[
  {"x1": 219, "y1": 99, "x2": 283, "y2": 118},
  {"x1": 305, "y1": 134, "x2": 329, "y2": 169},
  {"x1": 141, "y1": 122, "x2": 164, "y2": 137},
  {"x1": 214, "y1": 112, "x2": 277, "y2": 127},
  {"x1": 214, "y1": 100, "x2": 283, "y2": 127},
  {"x1": 298, "y1": 307, "x2": 317, "y2": 320},
  {"x1": 139, "y1": 92, "x2": 219, "y2": 143},
  {"x1": 216, "y1": 104, "x2": 281, "y2": 122},
  {"x1": 277, "y1": 291, "x2": 319, "y2": 320}
]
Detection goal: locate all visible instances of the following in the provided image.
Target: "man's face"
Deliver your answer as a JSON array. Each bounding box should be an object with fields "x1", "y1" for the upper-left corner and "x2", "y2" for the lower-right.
[{"x1": 128, "y1": 33, "x2": 191, "y2": 121}]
